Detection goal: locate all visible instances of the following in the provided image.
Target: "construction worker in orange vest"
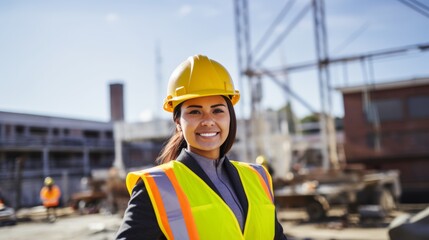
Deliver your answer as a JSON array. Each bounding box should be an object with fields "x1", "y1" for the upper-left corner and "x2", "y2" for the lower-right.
[
  {"x1": 40, "y1": 177, "x2": 61, "y2": 222},
  {"x1": 116, "y1": 55, "x2": 287, "y2": 239}
]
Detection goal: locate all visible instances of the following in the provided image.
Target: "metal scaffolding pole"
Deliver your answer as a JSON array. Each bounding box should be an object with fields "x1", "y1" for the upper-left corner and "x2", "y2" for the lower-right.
[
  {"x1": 234, "y1": 0, "x2": 253, "y2": 161},
  {"x1": 312, "y1": 0, "x2": 339, "y2": 170}
]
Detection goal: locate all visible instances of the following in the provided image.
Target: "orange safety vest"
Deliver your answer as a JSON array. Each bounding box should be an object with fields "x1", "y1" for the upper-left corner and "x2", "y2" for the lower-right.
[
  {"x1": 40, "y1": 185, "x2": 61, "y2": 207},
  {"x1": 127, "y1": 160, "x2": 275, "y2": 240}
]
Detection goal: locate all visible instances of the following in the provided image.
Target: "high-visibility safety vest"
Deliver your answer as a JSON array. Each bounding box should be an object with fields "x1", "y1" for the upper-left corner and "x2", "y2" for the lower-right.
[
  {"x1": 40, "y1": 185, "x2": 61, "y2": 207},
  {"x1": 126, "y1": 160, "x2": 275, "y2": 240}
]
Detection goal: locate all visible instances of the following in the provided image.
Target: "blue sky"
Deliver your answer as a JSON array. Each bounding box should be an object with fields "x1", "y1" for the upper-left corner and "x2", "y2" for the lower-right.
[{"x1": 1, "y1": 0, "x2": 428, "y2": 122}]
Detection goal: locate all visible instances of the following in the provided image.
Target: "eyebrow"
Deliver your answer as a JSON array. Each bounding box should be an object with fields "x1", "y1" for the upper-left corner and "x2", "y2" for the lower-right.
[
  {"x1": 211, "y1": 104, "x2": 226, "y2": 108},
  {"x1": 186, "y1": 103, "x2": 226, "y2": 109}
]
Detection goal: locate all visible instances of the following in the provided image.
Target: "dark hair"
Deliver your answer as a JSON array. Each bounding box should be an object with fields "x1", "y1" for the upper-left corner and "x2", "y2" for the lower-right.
[{"x1": 156, "y1": 96, "x2": 237, "y2": 164}]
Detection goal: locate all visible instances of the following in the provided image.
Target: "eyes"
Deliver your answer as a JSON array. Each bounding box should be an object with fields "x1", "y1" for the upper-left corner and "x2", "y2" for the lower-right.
[{"x1": 186, "y1": 107, "x2": 226, "y2": 115}]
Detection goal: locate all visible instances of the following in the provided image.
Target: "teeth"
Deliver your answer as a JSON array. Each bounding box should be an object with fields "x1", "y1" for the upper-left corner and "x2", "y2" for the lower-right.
[{"x1": 199, "y1": 133, "x2": 217, "y2": 137}]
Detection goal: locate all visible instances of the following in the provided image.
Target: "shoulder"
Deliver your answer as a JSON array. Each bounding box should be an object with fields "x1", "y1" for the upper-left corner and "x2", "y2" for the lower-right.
[
  {"x1": 116, "y1": 180, "x2": 164, "y2": 239},
  {"x1": 229, "y1": 160, "x2": 272, "y2": 182},
  {"x1": 229, "y1": 160, "x2": 265, "y2": 171},
  {"x1": 125, "y1": 161, "x2": 179, "y2": 194}
]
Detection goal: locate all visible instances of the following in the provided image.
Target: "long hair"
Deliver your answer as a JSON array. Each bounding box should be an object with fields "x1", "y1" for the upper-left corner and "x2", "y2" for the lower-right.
[{"x1": 156, "y1": 96, "x2": 237, "y2": 164}]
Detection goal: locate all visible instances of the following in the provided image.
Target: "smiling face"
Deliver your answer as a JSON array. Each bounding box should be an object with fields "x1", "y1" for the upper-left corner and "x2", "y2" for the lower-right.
[{"x1": 178, "y1": 95, "x2": 231, "y2": 160}]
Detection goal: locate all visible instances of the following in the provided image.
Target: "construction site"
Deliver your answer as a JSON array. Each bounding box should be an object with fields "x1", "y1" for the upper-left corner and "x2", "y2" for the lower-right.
[{"x1": 1, "y1": 0, "x2": 429, "y2": 239}]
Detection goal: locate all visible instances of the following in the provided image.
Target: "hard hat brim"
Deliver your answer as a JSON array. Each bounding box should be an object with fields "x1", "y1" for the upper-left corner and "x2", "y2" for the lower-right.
[{"x1": 163, "y1": 91, "x2": 240, "y2": 112}]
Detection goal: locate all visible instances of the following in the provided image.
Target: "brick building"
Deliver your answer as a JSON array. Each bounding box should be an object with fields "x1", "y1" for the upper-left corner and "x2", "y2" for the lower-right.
[{"x1": 337, "y1": 77, "x2": 429, "y2": 203}]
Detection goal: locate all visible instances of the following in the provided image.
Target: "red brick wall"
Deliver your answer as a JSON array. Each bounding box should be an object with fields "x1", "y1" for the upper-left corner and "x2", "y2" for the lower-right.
[{"x1": 342, "y1": 84, "x2": 429, "y2": 161}]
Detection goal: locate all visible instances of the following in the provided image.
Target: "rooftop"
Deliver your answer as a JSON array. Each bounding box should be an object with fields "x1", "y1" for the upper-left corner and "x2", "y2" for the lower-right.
[{"x1": 335, "y1": 76, "x2": 429, "y2": 94}]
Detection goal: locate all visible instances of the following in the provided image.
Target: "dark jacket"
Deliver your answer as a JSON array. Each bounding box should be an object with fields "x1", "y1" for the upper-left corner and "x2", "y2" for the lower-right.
[{"x1": 116, "y1": 150, "x2": 287, "y2": 239}]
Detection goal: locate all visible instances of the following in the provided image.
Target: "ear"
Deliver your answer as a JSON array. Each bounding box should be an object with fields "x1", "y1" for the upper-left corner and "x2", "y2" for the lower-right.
[{"x1": 176, "y1": 124, "x2": 182, "y2": 132}]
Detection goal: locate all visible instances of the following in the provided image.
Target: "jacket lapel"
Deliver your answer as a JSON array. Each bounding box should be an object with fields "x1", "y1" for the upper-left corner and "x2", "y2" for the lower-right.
[{"x1": 223, "y1": 157, "x2": 249, "y2": 220}]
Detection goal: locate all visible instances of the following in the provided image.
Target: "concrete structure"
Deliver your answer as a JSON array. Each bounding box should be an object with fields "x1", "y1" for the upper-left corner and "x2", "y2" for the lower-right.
[
  {"x1": 0, "y1": 111, "x2": 115, "y2": 208},
  {"x1": 0, "y1": 83, "x2": 163, "y2": 208},
  {"x1": 337, "y1": 77, "x2": 429, "y2": 203},
  {"x1": 112, "y1": 120, "x2": 173, "y2": 177},
  {"x1": 290, "y1": 119, "x2": 345, "y2": 173},
  {"x1": 239, "y1": 110, "x2": 292, "y2": 180}
]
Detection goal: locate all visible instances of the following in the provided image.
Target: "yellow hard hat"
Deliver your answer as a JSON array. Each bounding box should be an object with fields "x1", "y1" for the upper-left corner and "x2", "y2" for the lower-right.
[
  {"x1": 44, "y1": 177, "x2": 54, "y2": 186},
  {"x1": 163, "y1": 55, "x2": 240, "y2": 112}
]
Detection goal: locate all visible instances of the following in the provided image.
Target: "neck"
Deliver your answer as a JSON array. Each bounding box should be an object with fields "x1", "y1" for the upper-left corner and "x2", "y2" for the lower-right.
[{"x1": 187, "y1": 147, "x2": 219, "y2": 160}]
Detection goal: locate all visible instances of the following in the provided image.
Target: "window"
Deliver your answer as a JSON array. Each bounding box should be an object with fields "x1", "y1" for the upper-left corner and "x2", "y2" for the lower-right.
[
  {"x1": 367, "y1": 99, "x2": 403, "y2": 122},
  {"x1": 52, "y1": 128, "x2": 59, "y2": 136},
  {"x1": 410, "y1": 130, "x2": 429, "y2": 150},
  {"x1": 50, "y1": 153, "x2": 83, "y2": 169},
  {"x1": 408, "y1": 96, "x2": 429, "y2": 119},
  {"x1": 83, "y1": 130, "x2": 100, "y2": 139},
  {"x1": 24, "y1": 153, "x2": 43, "y2": 170},
  {"x1": 15, "y1": 125, "x2": 25, "y2": 135},
  {"x1": 5, "y1": 125, "x2": 11, "y2": 136},
  {"x1": 105, "y1": 131, "x2": 113, "y2": 139},
  {"x1": 30, "y1": 127, "x2": 48, "y2": 137},
  {"x1": 366, "y1": 132, "x2": 377, "y2": 149},
  {"x1": 90, "y1": 153, "x2": 113, "y2": 169}
]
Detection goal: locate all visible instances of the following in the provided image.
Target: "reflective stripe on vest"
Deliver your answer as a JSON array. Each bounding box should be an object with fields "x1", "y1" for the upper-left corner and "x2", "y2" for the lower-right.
[
  {"x1": 127, "y1": 162, "x2": 199, "y2": 240},
  {"x1": 126, "y1": 160, "x2": 275, "y2": 240},
  {"x1": 247, "y1": 163, "x2": 274, "y2": 202}
]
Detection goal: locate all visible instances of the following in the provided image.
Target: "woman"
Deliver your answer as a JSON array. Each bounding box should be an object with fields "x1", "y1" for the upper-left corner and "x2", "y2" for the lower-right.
[{"x1": 116, "y1": 55, "x2": 287, "y2": 239}]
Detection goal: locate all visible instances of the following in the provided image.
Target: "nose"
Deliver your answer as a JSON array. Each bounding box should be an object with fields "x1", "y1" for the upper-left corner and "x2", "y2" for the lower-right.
[{"x1": 201, "y1": 114, "x2": 215, "y2": 127}]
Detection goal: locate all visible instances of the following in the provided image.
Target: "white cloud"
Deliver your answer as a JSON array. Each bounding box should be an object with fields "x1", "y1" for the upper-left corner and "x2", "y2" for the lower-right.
[
  {"x1": 178, "y1": 5, "x2": 192, "y2": 17},
  {"x1": 105, "y1": 13, "x2": 119, "y2": 23}
]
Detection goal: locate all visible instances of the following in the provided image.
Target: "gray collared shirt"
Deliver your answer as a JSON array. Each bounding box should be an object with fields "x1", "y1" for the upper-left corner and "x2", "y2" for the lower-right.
[{"x1": 185, "y1": 149, "x2": 244, "y2": 231}]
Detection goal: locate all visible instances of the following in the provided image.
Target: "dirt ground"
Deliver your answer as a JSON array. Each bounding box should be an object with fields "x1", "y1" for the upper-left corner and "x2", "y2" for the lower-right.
[
  {"x1": 280, "y1": 209, "x2": 391, "y2": 240},
  {"x1": 0, "y1": 205, "x2": 425, "y2": 240},
  {"x1": 0, "y1": 212, "x2": 120, "y2": 240}
]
